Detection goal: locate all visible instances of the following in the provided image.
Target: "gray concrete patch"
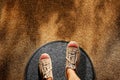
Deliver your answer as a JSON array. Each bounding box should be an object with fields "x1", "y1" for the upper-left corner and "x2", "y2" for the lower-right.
[{"x1": 25, "y1": 41, "x2": 95, "y2": 80}]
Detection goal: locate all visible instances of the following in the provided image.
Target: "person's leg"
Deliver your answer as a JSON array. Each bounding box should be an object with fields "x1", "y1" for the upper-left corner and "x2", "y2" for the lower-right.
[
  {"x1": 46, "y1": 78, "x2": 52, "y2": 80},
  {"x1": 66, "y1": 69, "x2": 80, "y2": 80},
  {"x1": 66, "y1": 41, "x2": 81, "y2": 80},
  {"x1": 39, "y1": 53, "x2": 53, "y2": 80}
]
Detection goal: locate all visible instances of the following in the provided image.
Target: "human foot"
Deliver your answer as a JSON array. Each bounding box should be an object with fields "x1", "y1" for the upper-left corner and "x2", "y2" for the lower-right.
[
  {"x1": 66, "y1": 41, "x2": 81, "y2": 80},
  {"x1": 66, "y1": 41, "x2": 80, "y2": 70},
  {"x1": 39, "y1": 53, "x2": 53, "y2": 80}
]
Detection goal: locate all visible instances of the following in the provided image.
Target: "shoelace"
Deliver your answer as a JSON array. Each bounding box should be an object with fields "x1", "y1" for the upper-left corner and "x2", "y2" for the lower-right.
[{"x1": 66, "y1": 48, "x2": 78, "y2": 65}]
